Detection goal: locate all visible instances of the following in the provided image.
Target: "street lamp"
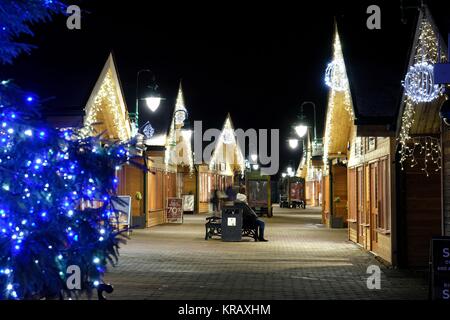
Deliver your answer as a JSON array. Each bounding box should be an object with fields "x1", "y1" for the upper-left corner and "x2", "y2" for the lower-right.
[
  {"x1": 250, "y1": 154, "x2": 258, "y2": 162},
  {"x1": 288, "y1": 138, "x2": 299, "y2": 150},
  {"x1": 133, "y1": 69, "x2": 162, "y2": 134},
  {"x1": 295, "y1": 101, "x2": 317, "y2": 141}
]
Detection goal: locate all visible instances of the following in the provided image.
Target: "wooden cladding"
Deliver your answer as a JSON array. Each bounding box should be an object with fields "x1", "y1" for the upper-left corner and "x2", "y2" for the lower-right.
[
  {"x1": 116, "y1": 164, "x2": 144, "y2": 217},
  {"x1": 348, "y1": 168, "x2": 357, "y2": 221},
  {"x1": 398, "y1": 147, "x2": 442, "y2": 267},
  {"x1": 148, "y1": 170, "x2": 164, "y2": 211},
  {"x1": 348, "y1": 156, "x2": 391, "y2": 256}
]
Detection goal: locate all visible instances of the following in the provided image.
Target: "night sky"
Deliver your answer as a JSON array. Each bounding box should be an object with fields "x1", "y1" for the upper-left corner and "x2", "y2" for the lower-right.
[{"x1": 1, "y1": 0, "x2": 450, "y2": 175}]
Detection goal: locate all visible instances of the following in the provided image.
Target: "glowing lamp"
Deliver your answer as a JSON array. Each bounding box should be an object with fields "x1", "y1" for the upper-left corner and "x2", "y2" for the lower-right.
[
  {"x1": 294, "y1": 125, "x2": 308, "y2": 138},
  {"x1": 145, "y1": 97, "x2": 161, "y2": 112},
  {"x1": 288, "y1": 139, "x2": 299, "y2": 149}
]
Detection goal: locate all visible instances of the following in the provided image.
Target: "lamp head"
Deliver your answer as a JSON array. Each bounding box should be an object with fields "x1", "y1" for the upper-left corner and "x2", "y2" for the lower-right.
[
  {"x1": 145, "y1": 97, "x2": 162, "y2": 112},
  {"x1": 288, "y1": 139, "x2": 299, "y2": 149},
  {"x1": 294, "y1": 124, "x2": 308, "y2": 138}
]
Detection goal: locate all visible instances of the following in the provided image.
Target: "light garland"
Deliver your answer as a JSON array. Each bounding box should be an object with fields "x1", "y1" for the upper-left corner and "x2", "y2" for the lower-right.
[
  {"x1": 398, "y1": 16, "x2": 446, "y2": 175},
  {"x1": 164, "y1": 85, "x2": 194, "y2": 172},
  {"x1": 84, "y1": 70, "x2": 131, "y2": 142},
  {"x1": 323, "y1": 30, "x2": 354, "y2": 171},
  {"x1": 209, "y1": 116, "x2": 245, "y2": 175},
  {"x1": 325, "y1": 60, "x2": 347, "y2": 91},
  {"x1": 324, "y1": 34, "x2": 348, "y2": 92},
  {"x1": 403, "y1": 61, "x2": 442, "y2": 103}
]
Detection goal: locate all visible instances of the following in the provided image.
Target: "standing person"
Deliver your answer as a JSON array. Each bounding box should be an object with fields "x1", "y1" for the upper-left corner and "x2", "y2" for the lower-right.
[
  {"x1": 211, "y1": 188, "x2": 219, "y2": 213},
  {"x1": 236, "y1": 187, "x2": 268, "y2": 242},
  {"x1": 225, "y1": 184, "x2": 236, "y2": 201}
]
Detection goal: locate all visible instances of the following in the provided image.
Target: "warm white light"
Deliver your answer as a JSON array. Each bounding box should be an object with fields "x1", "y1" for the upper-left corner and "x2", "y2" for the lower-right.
[
  {"x1": 294, "y1": 125, "x2": 308, "y2": 138},
  {"x1": 288, "y1": 139, "x2": 299, "y2": 149},
  {"x1": 252, "y1": 164, "x2": 259, "y2": 170},
  {"x1": 145, "y1": 97, "x2": 161, "y2": 112},
  {"x1": 182, "y1": 129, "x2": 192, "y2": 140},
  {"x1": 287, "y1": 167, "x2": 293, "y2": 175},
  {"x1": 250, "y1": 154, "x2": 258, "y2": 162},
  {"x1": 282, "y1": 173, "x2": 287, "y2": 178}
]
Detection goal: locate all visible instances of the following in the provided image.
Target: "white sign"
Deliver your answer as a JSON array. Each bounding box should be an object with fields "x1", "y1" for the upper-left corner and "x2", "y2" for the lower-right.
[{"x1": 227, "y1": 217, "x2": 236, "y2": 227}]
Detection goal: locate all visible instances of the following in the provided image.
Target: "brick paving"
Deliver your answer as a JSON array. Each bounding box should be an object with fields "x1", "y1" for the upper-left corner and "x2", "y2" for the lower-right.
[{"x1": 102, "y1": 206, "x2": 428, "y2": 300}]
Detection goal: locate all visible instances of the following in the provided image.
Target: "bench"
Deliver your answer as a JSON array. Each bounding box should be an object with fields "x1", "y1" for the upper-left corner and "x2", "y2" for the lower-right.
[{"x1": 205, "y1": 216, "x2": 259, "y2": 241}]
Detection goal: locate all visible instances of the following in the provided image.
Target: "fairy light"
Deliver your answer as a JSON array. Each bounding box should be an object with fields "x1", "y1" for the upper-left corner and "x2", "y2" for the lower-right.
[
  {"x1": 83, "y1": 69, "x2": 131, "y2": 141},
  {"x1": 165, "y1": 85, "x2": 194, "y2": 172},
  {"x1": 323, "y1": 29, "x2": 354, "y2": 171},
  {"x1": 209, "y1": 116, "x2": 245, "y2": 175},
  {"x1": 398, "y1": 16, "x2": 446, "y2": 176}
]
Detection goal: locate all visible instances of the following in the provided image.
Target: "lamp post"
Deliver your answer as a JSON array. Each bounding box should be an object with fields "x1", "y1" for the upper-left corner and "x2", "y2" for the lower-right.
[
  {"x1": 295, "y1": 101, "x2": 317, "y2": 142},
  {"x1": 132, "y1": 69, "x2": 162, "y2": 135}
]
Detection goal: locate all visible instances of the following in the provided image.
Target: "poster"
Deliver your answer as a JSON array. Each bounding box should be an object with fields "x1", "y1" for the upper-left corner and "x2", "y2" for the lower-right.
[
  {"x1": 182, "y1": 194, "x2": 195, "y2": 212},
  {"x1": 430, "y1": 237, "x2": 450, "y2": 300},
  {"x1": 166, "y1": 197, "x2": 183, "y2": 223},
  {"x1": 111, "y1": 195, "x2": 131, "y2": 230}
]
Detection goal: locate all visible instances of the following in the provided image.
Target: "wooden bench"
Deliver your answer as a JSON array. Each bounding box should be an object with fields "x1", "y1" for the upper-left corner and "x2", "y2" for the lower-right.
[{"x1": 205, "y1": 216, "x2": 259, "y2": 241}]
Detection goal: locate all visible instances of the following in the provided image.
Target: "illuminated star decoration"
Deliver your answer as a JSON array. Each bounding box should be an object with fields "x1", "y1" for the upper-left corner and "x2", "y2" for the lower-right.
[{"x1": 143, "y1": 123, "x2": 155, "y2": 139}]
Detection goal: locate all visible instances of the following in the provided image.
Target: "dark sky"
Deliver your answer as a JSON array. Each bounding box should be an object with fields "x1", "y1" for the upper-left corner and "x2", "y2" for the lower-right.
[{"x1": 1, "y1": 0, "x2": 450, "y2": 175}]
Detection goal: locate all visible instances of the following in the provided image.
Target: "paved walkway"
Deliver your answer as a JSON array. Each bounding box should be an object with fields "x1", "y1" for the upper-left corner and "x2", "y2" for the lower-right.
[{"x1": 103, "y1": 206, "x2": 428, "y2": 300}]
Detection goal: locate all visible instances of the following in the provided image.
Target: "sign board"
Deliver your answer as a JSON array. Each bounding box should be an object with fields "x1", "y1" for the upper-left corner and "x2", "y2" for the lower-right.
[
  {"x1": 430, "y1": 237, "x2": 450, "y2": 300},
  {"x1": 166, "y1": 197, "x2": 183, "y2": 224},
  {"x1": 111, "y1": 195, "x2": 131, "y2": 230},
  {"x1": 435, "y1": 63, "x2": 450, "y2": 84},
  {"x1": 182, "y1": 194, "x2": 195, "y2": 212},
  {"x1": 227, "y1": 217, "x2": 237, "y2": 227}
]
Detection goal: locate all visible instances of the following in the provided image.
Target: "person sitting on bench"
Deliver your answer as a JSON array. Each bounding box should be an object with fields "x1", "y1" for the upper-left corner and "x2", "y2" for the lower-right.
[{"x1": 235, "y1": 187, "x2": 268, "y2": 242}]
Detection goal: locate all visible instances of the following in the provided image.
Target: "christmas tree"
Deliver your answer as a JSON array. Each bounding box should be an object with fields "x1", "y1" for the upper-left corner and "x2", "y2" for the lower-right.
[
  {"x1": 0, "y1": 1, "x2": 134, "y2": 299},
  {"x1": 0, "y1": 0, "x2": 66, "y2": 64}
]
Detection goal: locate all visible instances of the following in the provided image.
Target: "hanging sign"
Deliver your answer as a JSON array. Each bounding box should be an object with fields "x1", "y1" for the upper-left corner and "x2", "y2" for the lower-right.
[
  {"x1": 430, "y1": 237, "x2": 450, "y2": 300},
  {"x1": 166, "y1": 197, "x2": 183, "y2": 224}
]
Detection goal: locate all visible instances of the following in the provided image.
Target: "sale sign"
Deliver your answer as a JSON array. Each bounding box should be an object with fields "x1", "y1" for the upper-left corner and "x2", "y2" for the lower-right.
[
  {"x1": 166, "y1": 198, "x2": 183, "y2": 224},
  {"x1": 430, "y1": 237, "x2": 450, "y2": 300}
]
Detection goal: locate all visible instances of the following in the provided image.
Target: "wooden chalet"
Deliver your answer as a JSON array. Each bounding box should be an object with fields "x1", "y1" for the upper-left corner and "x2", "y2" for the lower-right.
[
  {"x1": 296, "y1": 132, "x2": 323, "y2": 207},
  {"x1": 197, "y1": 114, "x2": 245, "y2": 213},
  {"x1": 395, "y1": 8, "x2": 447, "y2": 267}
]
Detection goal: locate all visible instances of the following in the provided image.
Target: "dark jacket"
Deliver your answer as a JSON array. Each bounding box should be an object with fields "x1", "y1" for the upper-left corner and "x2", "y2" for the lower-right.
[{"x1": 234, "y1": 201, "x2": 258, "y2": 228}]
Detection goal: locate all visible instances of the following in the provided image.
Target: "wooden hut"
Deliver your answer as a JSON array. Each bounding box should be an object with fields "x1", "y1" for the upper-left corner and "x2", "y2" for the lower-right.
[
  {"x1": 322, "y1": 28, "x2": 354, "y2": 229},
  {"x1": 196, "y1": 114, "x2": 245, "y2": 213},
  {"x1": 395, "y1": 8, "x2": 447, "y2": 267},
  {"x1": 297, "y1": 132, "x2": 323, "y2": 207},
  {"x1": 81, "y1": 53, "x2": 148, "y2": 228}
]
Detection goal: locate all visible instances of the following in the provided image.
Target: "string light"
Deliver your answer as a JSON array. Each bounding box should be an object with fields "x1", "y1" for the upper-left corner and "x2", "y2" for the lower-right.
[
  {"x1": 403, "y1": 62, "x2": 443, "y2": 103},
  {"x1": 324, "y1": 34, "x2": 348, "y2": 92},
  {"x1": 209, "y1": 116, "x2": 245, "y2": 175},
  {"x1": 323, "y1": 30, "x2": 354, "y2": 171},
  {"x1": 0, "y1": 79, "x2": 131, "y2": 299},
  {"x1": 398, "y1": 16, "x2": 446, "y2": 176},
  {"x1": 83, "y1": 69, "x2": 131, "y2": 141},
  {"x1": 164, "y1": 85, "x2": 194, "y2": 172}
]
